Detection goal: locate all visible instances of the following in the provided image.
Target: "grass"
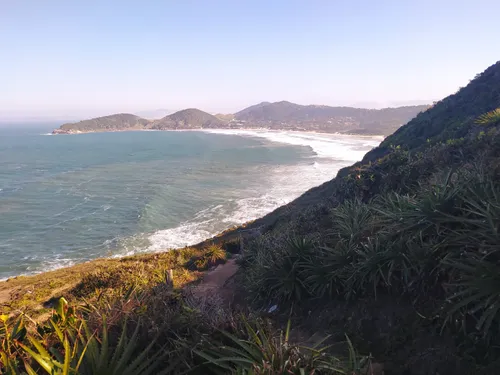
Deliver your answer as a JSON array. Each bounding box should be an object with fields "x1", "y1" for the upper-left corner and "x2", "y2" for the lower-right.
[{"x1": 0, "y1": 244, "x2": 228, "y2": 319}]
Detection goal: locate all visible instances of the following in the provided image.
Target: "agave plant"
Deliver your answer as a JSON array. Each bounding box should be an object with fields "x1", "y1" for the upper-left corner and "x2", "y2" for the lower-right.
[
  {"x1": 0, "y1": 314, "x2": 27, "y2": 375},
  {"x1": 204, "y1": 244, "x2": 227, "y2": 265},
  {"x1": 475, "y1": 107, "x2": 500, "y2": 125},
  {"x1": 21, "y1": 317, "x2": 175, "y2": 375},
  {"x1": 331, "y1": 199, "x2": 374, "y2": 242},
  {"x1": 194, "y1": 318, "x2": 348, "y2": 375},
  {"x1": 443, "y1": 251, "x2": 500, "y2": 338},
  {"x1": 262, "y1": 237, "x2": 314, "y2": 302},
  {"x1": 5, "y1": 297, "x2": 176, "y2": 375},
  {"x1": 301, "y1": 239, "x2": 356, "y2": 299}
]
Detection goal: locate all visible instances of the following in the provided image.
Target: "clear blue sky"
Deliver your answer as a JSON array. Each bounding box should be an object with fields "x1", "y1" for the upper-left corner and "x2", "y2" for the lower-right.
[{"x1": 1, "y1": 0, "x2": 499, "y2": 119}]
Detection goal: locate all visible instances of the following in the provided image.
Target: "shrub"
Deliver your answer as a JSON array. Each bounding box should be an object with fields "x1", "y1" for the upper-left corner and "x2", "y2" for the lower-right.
[{"x1": 194, "y1": 318, "x2": 365, "y2": 375}]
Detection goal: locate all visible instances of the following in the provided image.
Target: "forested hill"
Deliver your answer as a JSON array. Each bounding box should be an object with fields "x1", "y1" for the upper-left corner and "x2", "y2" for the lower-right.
[
  {"x1": 150, "y1": 108, "x2": 225, "y2": 130},
  {"x1": 53, "y1": 113, "x2": 150, "y2": 134},
  {"x1": 233, "y1": 101, "x2": 429, "y2": 134},
  {"x1": 52, "y1": 104, "x2": 428, "y2": 136}
]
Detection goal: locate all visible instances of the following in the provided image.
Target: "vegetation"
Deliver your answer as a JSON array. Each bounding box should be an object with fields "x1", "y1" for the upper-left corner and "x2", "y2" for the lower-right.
[
  {"x1": 151, "y1": 108, "x2": 226, "y2": 130},
  {"x1": 234, "y1": 101, "x2": 429, "y2": 135},
  {"x1": 6, "y1": 61, "x2": 500, "y2": 374},
  {"x1": 235, "y1": 61, "x2": 500, "y2": 374},
  {"x1": 56, "y1": 114, "x2": 150, "y2": 133},
  {"x1": 53, "y1": 103, "x2": 428, "y2": 135}
]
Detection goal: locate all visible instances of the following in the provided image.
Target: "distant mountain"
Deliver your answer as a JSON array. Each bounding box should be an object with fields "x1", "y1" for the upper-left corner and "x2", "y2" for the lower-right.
[
  {"x1": 135, "y1": 109, "x2": 176, "y2": 119},
  {"x1": 53, "y1": 113, "x2": 150, "y2": 134},
  {"x1": 233, "y1": 101, "x2": 430, "y2": 135},
  {"x1": 234, "y1": 101, "x2": 271, "y2": 117},
  {"x1": 52, "y1": 103, "x2": 429, "y2": 135},
  {"x1": 151, "y1": 108, "x2": 225, "y2": 130}
]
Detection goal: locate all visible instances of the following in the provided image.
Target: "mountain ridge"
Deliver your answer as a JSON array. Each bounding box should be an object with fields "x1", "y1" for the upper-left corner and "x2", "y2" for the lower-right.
[{"x1": 52, "y1": 103, "x2": 429, "y2": 135}]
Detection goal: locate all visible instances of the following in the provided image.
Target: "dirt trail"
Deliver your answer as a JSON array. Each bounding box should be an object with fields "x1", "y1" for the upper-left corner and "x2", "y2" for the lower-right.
[{"x1": 193, "y1": 259, "x2": 239, "y2": 301}]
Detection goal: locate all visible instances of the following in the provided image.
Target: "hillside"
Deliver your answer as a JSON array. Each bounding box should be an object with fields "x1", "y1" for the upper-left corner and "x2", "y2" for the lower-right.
[
  {"x1": 233, "y1": 101, "x2": 429, "y2": 135},
  {"x1": 53, "y1": 113, "x2": 150, "y2": 134},
  {"x1": 230, "y1": 61, "x2": 500, "y2": 374},
  {"x1": 52, "y1": 104, "x2": 428, "y2": 135},
  {"x1": 150, "y1": 108, "x2": 226, "y2": 130},
  {"x1": 5, "y1": 62, "x2": 500, "y2": 375}
]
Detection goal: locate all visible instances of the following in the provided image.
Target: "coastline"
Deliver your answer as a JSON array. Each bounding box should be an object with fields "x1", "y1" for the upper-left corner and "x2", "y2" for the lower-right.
[
  {"x1": 2, "y1": 129, "x2": 381, "y2": 282},
  {"x1": 0, "y1": 223, "x2": 250, "y2": 318},
  {"x1": 51, "y1": 126, "x2": 386, "y2": 139}
]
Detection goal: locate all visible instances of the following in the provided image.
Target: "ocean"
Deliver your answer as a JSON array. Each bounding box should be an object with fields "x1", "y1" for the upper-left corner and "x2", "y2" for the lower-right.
[{"x1": 0, "y1": 126, "x2": 381, "y2": 279}]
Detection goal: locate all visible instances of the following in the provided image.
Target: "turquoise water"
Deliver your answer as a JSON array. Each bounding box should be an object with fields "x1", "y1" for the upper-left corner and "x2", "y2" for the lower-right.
[{"x1": 0, "y1": 127, "x2": 380, "y2": 279}]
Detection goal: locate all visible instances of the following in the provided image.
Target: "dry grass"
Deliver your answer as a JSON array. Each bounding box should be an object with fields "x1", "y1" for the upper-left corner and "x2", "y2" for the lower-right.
[{"x1": 0, "y1": 245, "x2": 227, "y2": 319}]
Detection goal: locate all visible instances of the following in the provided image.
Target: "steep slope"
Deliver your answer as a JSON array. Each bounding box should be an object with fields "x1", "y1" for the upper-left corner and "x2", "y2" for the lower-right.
[
  {"x1": 53, "y1": 114, "x2": 150, "y2": 134},
  {"x1": 234, "y1": 101, "x2": 271, "y2": 117},
  {"x1": 150, "y1": 108, "x2": 225, "y2": 130},
  {"x1": 235, "y1": 60, "x2": 500, "y2": 375},
  {"x1": 248, "y1": 61, "x2": 500, "y2": 230},
  {"x1": 234, "y1": 101, "x2": 429, "y2": 135}
]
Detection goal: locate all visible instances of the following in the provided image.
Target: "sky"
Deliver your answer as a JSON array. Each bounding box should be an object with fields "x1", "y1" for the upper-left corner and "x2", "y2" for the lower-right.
[{"x1": 1, "y1": 0, "x2": 499, "y2": 120}]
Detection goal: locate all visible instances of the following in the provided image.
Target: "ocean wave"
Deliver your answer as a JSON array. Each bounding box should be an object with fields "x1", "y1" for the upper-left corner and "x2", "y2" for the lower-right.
[
  {"x1": 202, "y1": 129, "x2": 381, "y2": 160},
  {"x1": 2, "y1": 129, "x2": 381, "y2": 278},
  {"x1": 146, "y1": 160, "x2": 349, "y2": 250},
  {"x1": 145, "y1": 131, "x2": 380, "y2": 251}
]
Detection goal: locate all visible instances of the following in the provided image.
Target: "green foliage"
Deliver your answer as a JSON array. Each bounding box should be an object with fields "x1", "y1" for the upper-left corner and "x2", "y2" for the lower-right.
[
  {"x1": 0, "y1": 298, "x2": 174, "y2": 375},
  {"x1": 261, "y1": 238, "x2": 315, "y2": 302},
  {"x1": 0, "y1": 314, "x2": 27, "y2": 374},
  {"x1": 330, "y1": 199, "x2": 375, "y2": 241},
  {"x1": 241, "y1": 164, "x2": 500, "y2": 368},
  {"x1": 195, "y1": 318, "x2": 361, "y2": 374},
  {"x1": 204, "y1": 244, "x2": 228, "y2": 265},
  {"x1": 475, "y1": 108, "x2": 500, "y2": 125}
]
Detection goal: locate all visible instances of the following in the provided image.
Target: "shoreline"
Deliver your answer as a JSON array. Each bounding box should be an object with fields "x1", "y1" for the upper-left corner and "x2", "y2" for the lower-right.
[
  {"x1": 2, "y1": 129, "x2": 380, "y2": 282},
  {"x1": 0, "y1": 222, "x2": 251, "y2": 283},
  {"x1": 51, "y1": 126, "x2": 386, "y2": 139}
]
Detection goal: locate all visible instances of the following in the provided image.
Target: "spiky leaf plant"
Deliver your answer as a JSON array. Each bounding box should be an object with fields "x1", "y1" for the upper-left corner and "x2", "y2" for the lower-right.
[
  {"x1": 331, "y1": 199, "x2": 374, "y2": 242},
  {"x1": 204, "y1": 244, "x2": 227, "y2": 265},
  {"x1": 475, "y1": 108, "x2": 500, "y2": 125},
  {"x1": 443, "y1": 252, "x2": 500, "y2": 338},
  {"x1": 262, "y1": 237, "x2": 314, "y2": 302},
  {"x1": 194, "y1": 318, "x2": 349, "y2": 375}
]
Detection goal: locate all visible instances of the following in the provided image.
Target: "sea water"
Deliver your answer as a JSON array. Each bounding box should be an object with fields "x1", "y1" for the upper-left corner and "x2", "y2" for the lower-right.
[{"x1": 0, "y1": 126, "x2": 381, "y2": 279}]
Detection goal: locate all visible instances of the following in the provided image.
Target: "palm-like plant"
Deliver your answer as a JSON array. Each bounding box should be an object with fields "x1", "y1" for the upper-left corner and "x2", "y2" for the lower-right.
[
  {"x1": 443, "y1": 252, "x2": 500, "y2": 338},
  {"x1": 262, "y1": 238, "x2": 314, "y2": 302},
  {"x1": 204, "y1": 244, "x2": 227, "y2": 265},
  {"x1": 301, "y1": 239, "x2": 356, "y2": 299},
  {"x1": 475, "y1": 107, "x2": 500, "y2": 125},
  {"x1": 4, "y1": 298, "x2": 175, "y2": 375},
  {"x1": 22, "y1": 318, "x2": 174, "y2": 375},
  {"x1": 0, "y1": 314, "x2": 27, "y2": 375},
  {"x1": 195, "y1": 318, "x2": 348, "y2": 375},
  {"x1": 331, "y1": 199, "x2": 374, "y2": 242}
]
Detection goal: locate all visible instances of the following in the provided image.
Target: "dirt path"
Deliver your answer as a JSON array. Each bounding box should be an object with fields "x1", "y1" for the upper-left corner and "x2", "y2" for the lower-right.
[{"x1": 193, "y1": 259, "x2": 239, "y2": 302}]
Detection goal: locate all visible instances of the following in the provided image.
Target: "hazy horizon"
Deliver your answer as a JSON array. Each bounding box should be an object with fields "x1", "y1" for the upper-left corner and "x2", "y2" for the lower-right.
[
  {"x1": 1, "y1": 1, "x2": 498, "y2": 122},
  {"x1": 0, "y1": 99, "x2": 434, "y2": 124}
]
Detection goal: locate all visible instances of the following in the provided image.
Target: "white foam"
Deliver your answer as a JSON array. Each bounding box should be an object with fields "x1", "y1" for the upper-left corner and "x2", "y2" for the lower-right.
[
  {"x1": 146, "y1": 131, "x2": 380, "y2": 251},
  {"x1": 203, "y1": 129, "x2": 381, "y2": 161},
  {"x1": 0, "y1": 257, "x2": 77, "y2": 282}
]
